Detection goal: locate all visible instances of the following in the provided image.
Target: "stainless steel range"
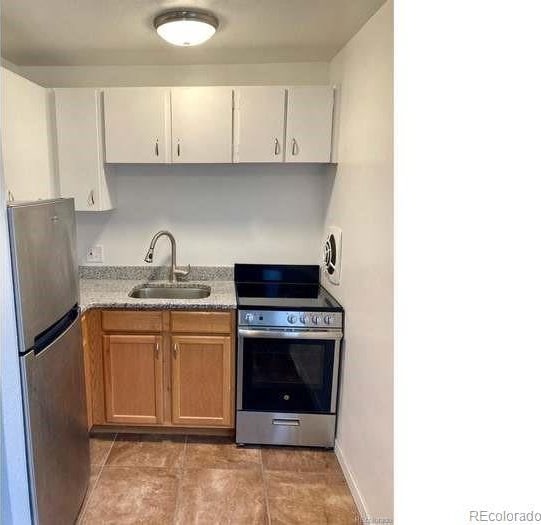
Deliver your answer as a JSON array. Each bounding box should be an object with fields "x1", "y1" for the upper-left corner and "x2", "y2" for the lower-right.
[{"x1": 235, "y1": 264, "x2": 343, "y2": 448}]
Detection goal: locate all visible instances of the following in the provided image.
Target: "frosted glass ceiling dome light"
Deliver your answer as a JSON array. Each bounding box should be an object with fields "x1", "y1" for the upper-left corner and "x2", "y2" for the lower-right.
[{"x1": 154, "y1": 10, "x2": 219, "y2": 46}]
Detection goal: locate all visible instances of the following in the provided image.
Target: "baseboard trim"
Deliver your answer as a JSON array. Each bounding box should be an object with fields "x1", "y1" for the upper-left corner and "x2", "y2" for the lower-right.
[{"x1": 335, "y1": 439, "x2": 371, "y2": 523}]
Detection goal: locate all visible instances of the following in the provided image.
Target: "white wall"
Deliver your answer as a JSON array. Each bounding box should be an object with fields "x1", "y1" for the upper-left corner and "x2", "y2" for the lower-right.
[
  {"x1": 77, "y1": 163, "x2": 332, "y2": 266},
  {"x1": 16, "y1": 62, "x2": 329, "y2": 88},
  {"x1": 324, "y1": 1, "x2": 393, "y2": 521},
  {"x1": 0, "y1": 128, "x2": 32, "y2": 524}
]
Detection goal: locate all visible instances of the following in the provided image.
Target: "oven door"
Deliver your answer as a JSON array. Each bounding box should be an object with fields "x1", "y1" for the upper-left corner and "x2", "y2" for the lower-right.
[{"x1": 237, "y1": 328, "x2": 342, "y2": 414}]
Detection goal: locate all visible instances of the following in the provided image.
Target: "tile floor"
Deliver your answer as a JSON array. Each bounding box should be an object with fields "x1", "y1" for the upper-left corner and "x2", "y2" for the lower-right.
[{"x1": 78, "y1": 433, "x2": 361, "y2": 524}]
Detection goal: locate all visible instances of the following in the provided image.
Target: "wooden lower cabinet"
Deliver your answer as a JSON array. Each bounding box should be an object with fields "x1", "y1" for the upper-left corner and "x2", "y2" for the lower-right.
[
  {"x1": 171, "y1": 335, "x2": 233, "y2": 427},
  {"x1": 103, "y1": 334, "x2": 164, "y2": 425},
  {"x1": 82, "y1": 309, "x2": 235, "y2": 431},
  {"x1": 81, "y1": 311, "x2": 94, "y2": 430}
]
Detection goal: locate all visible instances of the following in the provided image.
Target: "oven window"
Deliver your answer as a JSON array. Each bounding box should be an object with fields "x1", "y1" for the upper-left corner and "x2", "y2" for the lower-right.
[{"x1": 241, "y1": 337, "x2": 336, "y2": 413}]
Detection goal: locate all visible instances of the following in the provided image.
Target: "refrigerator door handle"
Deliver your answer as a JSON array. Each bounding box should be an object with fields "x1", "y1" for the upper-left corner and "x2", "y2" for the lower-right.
[{"x1": 32, "y1": 306, "x2": 79, "y2": 355}]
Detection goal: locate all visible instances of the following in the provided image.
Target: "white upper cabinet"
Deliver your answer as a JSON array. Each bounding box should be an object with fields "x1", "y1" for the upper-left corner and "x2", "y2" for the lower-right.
[
  {"x1": 171, "y1": 87, "x2": 233, "y2": 163},
  {"x1": 285, "y1": 87, "x2": 334, "y2": 163},
  {"x1": 100, "y1": 85, "x2": 333, "y2": 165},
  {"x1": 55, "y1": 89, "x2": 114, "y2": 211},
  {"x1": 104, "y1": 88, "x2": 170, "y2": 163},
  {"x1": 234, "y1": 87, "x2": 286, "y2": 163},
  {"x1": 1, "y1": 68, "x2": 55, "y2": 202}
]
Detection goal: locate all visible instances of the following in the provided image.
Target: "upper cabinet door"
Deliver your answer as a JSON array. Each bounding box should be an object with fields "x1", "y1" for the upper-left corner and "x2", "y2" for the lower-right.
[
  {"x1": 55, "y1": 89, "x2": 113, "y2": 211},
  {"x1": 171, "y1": 87, "x2": 233, "y2": 163},
  {"x1": 285, "y1": 87, "x2": 334, "y2": 163},
  {"x1": 104, "y1": 88, "x2": 170, "y2": 163},
  {"x1": 1, "y1": 68, "x2": 55, "y2": 202},
  {"x1": 234, "y1": 87, "x2": 286, "y2": 163}
]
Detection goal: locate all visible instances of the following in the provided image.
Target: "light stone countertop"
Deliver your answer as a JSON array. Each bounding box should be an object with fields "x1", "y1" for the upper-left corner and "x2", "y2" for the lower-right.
[{"x1": 79, "y1": 278, "x2": 237, "y2": 312}]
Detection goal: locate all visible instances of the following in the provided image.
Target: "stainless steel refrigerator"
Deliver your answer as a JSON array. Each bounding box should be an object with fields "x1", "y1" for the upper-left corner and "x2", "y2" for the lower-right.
[{"x1": 7, "y1": 198, "x2": 89, "y2": 525}]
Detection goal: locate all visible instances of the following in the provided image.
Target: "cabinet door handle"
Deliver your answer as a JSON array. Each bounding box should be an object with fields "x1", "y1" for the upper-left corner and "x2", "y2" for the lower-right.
[
  {"x1": 8, "y1": 190, "x2": 15, "y2": 201},
  {"x1": 177, "y1": 140, "x2": 181, "y2": 157},
  {"x1": 155, "y1": 140, "x2": 159, "y2": 157},
  {"x1": 88, "y1": 190, "x2": 95, "y2": 206},
  {"x1": 155, "y1": 342, "x2": 160, "y2": 356},
  {"x1": 173, "y1": 343, "x2": 179, "y2": 356},
  {"x1": 292, "y1": 138, "x2": 299, "y2": 156},
  {"x1": 274, "y1": 138, "x2": 280, "y2": 155}
]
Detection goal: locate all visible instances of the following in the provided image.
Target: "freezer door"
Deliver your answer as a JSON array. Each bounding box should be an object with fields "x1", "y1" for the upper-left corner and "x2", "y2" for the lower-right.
[
  {"x1": 8, "y1": 198, "x2": 79, "y2": 351},
  {"x1": 21, "y1": 313, "x2": 89, "y2": 525}
]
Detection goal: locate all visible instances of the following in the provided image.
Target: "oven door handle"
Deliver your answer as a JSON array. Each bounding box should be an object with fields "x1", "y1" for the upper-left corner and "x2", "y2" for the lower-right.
[{"x1": 238, "y1": 328, "x2": 343, "y2": 340}]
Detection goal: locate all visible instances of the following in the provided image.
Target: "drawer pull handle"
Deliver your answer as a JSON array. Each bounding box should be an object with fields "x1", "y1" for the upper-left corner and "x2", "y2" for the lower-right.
[
  {"x1": 272, "y1": 418, "x2": 300, "y2": 427},
  {"x1": 155, "y1": 140, "x2": 159, "y2": 157}
]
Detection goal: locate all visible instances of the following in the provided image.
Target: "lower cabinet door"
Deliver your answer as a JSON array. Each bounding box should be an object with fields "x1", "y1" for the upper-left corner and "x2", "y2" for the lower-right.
[
  {"x1": 171, "y1": 335, "x2": 233, "y2": 427},
  {"x1": 103, "y1": 334, "x2": 164, "y2": 424}
]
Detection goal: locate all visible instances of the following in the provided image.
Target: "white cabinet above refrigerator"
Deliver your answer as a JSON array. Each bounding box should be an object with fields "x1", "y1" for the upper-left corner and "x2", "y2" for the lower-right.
[
  {"x1": 1, "y1": 67, "x2": 55, "y2": 202},
  {"x1": 54, "y1": 88, "x2": 114, "y2": 211}
]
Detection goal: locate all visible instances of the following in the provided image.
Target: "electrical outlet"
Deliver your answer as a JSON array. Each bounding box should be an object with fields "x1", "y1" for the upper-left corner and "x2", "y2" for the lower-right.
[{"x1": 86, "y1": 245, "x2": 104, "y2": 264}]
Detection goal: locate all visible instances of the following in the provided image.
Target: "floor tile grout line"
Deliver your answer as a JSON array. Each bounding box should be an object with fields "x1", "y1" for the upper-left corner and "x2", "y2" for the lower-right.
[
  {"x1": 172, "y1": 435, "x2": 188, "y2": 525},
  {"x1": 259, "y1": 449, "x2": 273, "y2": 525},
  {"x1": 78, "y1": 432, "x2": 117, "y2": 523},
  {"x1": 103, "y1": 432, "x2": 118, "y2": 464},
  {"x1": 172, "y1": 465, "x2": 184, "y2": 525},
  {"x1": 183, "y1": 433, "x2": 187, "y2": 468}
]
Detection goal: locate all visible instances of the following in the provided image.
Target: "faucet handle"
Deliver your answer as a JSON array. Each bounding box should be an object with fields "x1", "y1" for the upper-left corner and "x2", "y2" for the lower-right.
[{"x1": 174, "y1": 264, "x2": 191, "y2": 279}]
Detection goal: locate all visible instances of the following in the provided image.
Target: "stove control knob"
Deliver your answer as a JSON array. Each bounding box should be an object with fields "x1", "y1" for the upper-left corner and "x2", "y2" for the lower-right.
[
  {"x1": 324, "y1": 315, "x2": 333, "y2": 325},
  {"x1": 299, "y1": 315, "x2": 307, "y2": 324},
  {"x1": 287, "y1": 314, "x2": 297, "y2": 324},
  {"x1": 245, "y1": 313, "x2": 254, "y2": 323},
  {"x1": 312, "y1": 315, "x2": 321, "y2": 325}
]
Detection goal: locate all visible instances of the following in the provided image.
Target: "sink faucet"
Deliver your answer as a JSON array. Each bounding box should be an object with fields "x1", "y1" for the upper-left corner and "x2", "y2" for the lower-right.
[{"x1": 144, "y1": 230, "x2": 191, "y2": 282}]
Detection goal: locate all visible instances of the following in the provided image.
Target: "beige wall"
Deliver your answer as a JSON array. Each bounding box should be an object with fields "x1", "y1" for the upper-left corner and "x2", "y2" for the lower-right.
[
  {"x1": 15, "y1": 62, "x2": 329, "y2": 88},
  {"x1": 324, "y1": 1, "x2": 393, "y2": 520}
]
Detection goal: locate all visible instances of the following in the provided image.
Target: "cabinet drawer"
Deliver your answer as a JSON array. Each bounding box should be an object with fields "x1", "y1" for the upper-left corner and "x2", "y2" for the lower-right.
[
  {"x1": 171, "y1": 311, "x2": 232, "y2": 334},
  {"x1": 102, "y1": 310, "x2": 163, "y2": 332}
]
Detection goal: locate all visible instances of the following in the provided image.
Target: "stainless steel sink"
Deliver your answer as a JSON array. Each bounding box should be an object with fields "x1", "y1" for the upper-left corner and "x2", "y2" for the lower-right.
[{"x1": 129, "y1": 284, "x2": 211, "y2": 299}]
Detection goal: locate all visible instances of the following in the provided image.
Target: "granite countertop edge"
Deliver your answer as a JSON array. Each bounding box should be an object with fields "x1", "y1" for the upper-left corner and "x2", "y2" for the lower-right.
[
  {"x1": 79, "y1": 278, "x2": 237, "y2": 313},
  {"x1": 80, "y1": 302, "x2": 236, "y2": 313}
]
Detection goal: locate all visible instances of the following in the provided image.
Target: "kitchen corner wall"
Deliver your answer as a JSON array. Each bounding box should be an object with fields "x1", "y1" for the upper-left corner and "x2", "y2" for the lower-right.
[
  {"x1": 323, "y1": 1, "x2": 393, "y2": 521},
  {"x1": 15, "y1": 62, "x2": 332, "y2": 266}
]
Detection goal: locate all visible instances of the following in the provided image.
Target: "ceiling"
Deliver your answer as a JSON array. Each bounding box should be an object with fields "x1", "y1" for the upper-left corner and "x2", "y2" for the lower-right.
[{"x1": 1, "y1": 0, "x2": 386, "y2": 66}]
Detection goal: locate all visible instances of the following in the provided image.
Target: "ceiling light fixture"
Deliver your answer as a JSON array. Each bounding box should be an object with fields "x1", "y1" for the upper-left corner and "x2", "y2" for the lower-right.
[{"x1": 154, "y1": 9, "x2": 219, "y2": 46}]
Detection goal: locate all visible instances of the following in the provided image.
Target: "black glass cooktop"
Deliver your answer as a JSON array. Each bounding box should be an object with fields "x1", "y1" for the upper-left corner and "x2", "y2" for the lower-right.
[{"x1": 234, "y1": 264, "x2": 343, "y2": 311}]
